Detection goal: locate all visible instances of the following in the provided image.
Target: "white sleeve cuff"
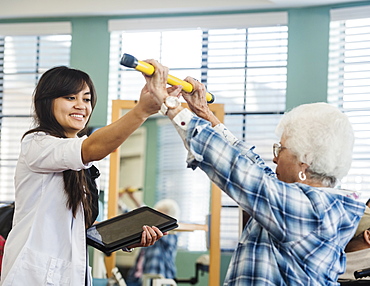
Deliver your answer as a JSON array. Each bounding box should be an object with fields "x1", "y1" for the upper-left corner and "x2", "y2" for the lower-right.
[{"x1": 172, "y1": 108, "x2": 194, "y2": 131}]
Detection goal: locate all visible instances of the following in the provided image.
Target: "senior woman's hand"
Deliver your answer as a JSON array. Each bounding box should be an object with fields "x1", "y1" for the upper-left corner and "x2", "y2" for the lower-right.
[
  {"x1": 127, "y1": 225, "x2": 166, "y2": 248},
  {"x1": 181, "y1": 77, "x2": 220, "y2": 126}
]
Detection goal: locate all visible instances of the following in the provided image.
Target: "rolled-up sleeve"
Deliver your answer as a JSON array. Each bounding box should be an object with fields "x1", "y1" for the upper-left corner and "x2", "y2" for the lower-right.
[{"x1": 22, "y1": 132, "x2": 92, "y2": 173}]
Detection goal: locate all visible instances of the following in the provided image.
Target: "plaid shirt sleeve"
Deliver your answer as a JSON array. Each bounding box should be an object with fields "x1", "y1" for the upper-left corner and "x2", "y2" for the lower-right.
[{"x1": 185, "y1": 116, "x2": 327, "y2": 242}]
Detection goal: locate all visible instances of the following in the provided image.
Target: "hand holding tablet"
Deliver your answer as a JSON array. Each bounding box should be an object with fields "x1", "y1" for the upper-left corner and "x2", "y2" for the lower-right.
[
  {"x1": 86, "y1": 206, "x2": 178, "y2": 255},
  {"x1": 128, "y1": 225, "x2": 164, "y2": 249}
]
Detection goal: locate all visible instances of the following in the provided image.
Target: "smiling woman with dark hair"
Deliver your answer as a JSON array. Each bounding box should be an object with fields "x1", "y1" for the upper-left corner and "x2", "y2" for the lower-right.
[{"x1": 1, "y1": 62, "x2": 181, "y2": 286}]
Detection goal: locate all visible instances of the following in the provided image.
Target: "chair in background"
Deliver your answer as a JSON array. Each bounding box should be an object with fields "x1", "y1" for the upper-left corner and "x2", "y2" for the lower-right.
[{"x1": 152, "y1": 278, "x2": 177, "y2": 286}]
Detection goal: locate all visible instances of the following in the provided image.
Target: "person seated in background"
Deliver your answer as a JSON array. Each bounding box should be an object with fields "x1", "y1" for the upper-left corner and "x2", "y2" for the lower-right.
[
  {"x1": 125, "y1": 199, "x2": 180, "y2": 286},
  {"x1": 338, "y1": 207, "x2": 370, "y2": 282}
]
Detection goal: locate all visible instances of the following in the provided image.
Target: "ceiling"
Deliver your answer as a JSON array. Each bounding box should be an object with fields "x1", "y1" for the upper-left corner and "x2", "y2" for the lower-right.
[
  {"x1": 0, "y1": 0, "x2": 368, "y2": 19},
  {"x1": 270, "y1": 0, "x2": 365, "y2": 6}
]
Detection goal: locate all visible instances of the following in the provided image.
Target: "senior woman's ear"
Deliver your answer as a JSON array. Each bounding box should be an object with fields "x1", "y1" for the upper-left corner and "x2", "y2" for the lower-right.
[{"x1": 298, "y1": 163, "x2": 309, "y2": 182}]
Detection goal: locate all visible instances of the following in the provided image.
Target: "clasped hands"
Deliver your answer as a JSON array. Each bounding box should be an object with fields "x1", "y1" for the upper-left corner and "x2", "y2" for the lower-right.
[{"x1": 140, "y1": 59, "x2": 214, "y2": 121}]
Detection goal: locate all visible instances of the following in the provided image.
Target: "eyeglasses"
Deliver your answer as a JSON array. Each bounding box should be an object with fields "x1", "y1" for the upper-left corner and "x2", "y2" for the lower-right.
[{"x1": 273, "y1": 143, "x2": 287, "y2": 158}]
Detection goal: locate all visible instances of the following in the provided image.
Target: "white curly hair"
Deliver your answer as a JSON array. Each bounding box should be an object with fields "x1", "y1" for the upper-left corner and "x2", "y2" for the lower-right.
[
  {"x1": 275, "y1": 102, "x2": 354, "y2": 187},
  {"x1": 154, "y1": 199, "x2": 180, "y2": 219}
]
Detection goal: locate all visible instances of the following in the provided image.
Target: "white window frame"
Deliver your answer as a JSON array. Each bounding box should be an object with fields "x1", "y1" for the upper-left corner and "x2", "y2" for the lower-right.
[
  {"x1": 328, "y1": 5, "x2": 370, "y2": 201},
  {"x1": 0, "y1": 22, "x2": 71, "y2": 201}
]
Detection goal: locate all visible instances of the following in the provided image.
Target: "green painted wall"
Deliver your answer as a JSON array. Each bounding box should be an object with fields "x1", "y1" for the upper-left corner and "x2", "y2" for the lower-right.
[
  {"x1": 286, "y1": 7, "x2": 330, "y2": 110},
  {"x1": 70, "y1": 17, "x2": 110, "y2": 127}
]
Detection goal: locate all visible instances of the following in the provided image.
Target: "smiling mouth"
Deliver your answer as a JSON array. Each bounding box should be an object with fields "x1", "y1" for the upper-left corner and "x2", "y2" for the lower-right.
[{"x1": 70, "y1": 114, "x2": 84, "y2": 119}]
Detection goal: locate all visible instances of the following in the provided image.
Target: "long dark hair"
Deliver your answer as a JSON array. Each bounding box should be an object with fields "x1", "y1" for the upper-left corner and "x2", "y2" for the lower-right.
[{"x1": 24, "y1": 66, "x2": 97, "y2": 227}]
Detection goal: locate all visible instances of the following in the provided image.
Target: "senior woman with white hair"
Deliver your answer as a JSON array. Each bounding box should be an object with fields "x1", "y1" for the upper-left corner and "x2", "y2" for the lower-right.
[
  {"x1": 274, "y1": 102, "x2": 355, "y2": 189},
  {"x1": 146, "y1": 61, "x2": 365, "y2": 286}
]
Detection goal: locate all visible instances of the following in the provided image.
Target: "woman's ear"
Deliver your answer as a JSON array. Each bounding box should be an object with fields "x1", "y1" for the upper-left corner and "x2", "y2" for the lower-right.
[
  {"x1": 299, "y1": 162, "x2": 309, "y2": 174},
  {"x1": 363, "y1": 230, "x2": 370, "y2": 247}
]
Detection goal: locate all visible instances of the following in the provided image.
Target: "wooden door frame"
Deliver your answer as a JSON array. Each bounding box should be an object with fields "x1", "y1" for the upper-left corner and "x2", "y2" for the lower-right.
[{"x1": 105, "y1": 100, "x2": 224, "y2": 286}]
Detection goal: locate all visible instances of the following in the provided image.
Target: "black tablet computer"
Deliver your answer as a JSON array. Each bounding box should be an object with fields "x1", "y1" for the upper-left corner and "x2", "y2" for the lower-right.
[{"x1": 86, "y1": 206, "x2": 178, "y2": 255}]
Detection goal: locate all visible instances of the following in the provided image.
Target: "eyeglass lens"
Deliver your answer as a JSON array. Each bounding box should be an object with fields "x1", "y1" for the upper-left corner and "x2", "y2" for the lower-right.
[{"x1": 273, "y1": 143, "x2": 280, "y2": 158}]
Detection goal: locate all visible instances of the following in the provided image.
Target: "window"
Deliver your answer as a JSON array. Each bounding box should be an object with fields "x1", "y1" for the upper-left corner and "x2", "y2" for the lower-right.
[
  {"x1": 328, "y1": 6, "x2": 370, "y2": 201},
  {"x1": 108, "y1": 12, "x2": 287, "y2": 251},
  {"x1": 0, "y1": 23, "x2": 71, "y2": 201}
]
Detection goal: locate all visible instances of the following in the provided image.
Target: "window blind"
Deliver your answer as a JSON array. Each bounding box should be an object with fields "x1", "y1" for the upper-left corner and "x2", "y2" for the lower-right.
[
  {"x1": 0, "y1": 23, "x2": 71, "y2": 201},
  {"x1": 108, "y1": 13, "x2": 287, "y2": 251},
  {"x1": 328, "y1": 6, "x2": 370, "y2": 201}
]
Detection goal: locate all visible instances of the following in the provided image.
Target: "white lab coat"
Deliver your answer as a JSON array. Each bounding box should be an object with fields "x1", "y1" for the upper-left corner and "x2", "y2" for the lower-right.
[{"x1": 1, "y1": 132, "x2": 94, "y2": 285}]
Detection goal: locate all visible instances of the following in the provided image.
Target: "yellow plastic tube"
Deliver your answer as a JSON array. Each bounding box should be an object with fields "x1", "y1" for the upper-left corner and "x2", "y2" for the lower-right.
[{"x1": 121, "y1": 53, "x2": 215, "y2": 103}]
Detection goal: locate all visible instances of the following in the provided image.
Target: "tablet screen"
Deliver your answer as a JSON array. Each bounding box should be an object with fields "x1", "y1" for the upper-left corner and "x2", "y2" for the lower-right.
[
  {"x1": 87, "y1": 206, "x2": 178, "y2": 251},
  {"x1": 97, "y1": 210, "x2": 172, "y2": 244}
]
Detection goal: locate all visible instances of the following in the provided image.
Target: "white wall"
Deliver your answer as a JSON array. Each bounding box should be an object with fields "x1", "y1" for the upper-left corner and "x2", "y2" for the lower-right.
[{"x1": 0, "y1": 0, "x2": 269, "y2": 19}]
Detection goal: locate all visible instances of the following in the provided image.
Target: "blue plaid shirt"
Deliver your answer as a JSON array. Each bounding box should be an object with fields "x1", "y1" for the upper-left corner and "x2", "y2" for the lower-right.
[{"x1": 173, "y1": 110, "x2": 365, "y2": 286}]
